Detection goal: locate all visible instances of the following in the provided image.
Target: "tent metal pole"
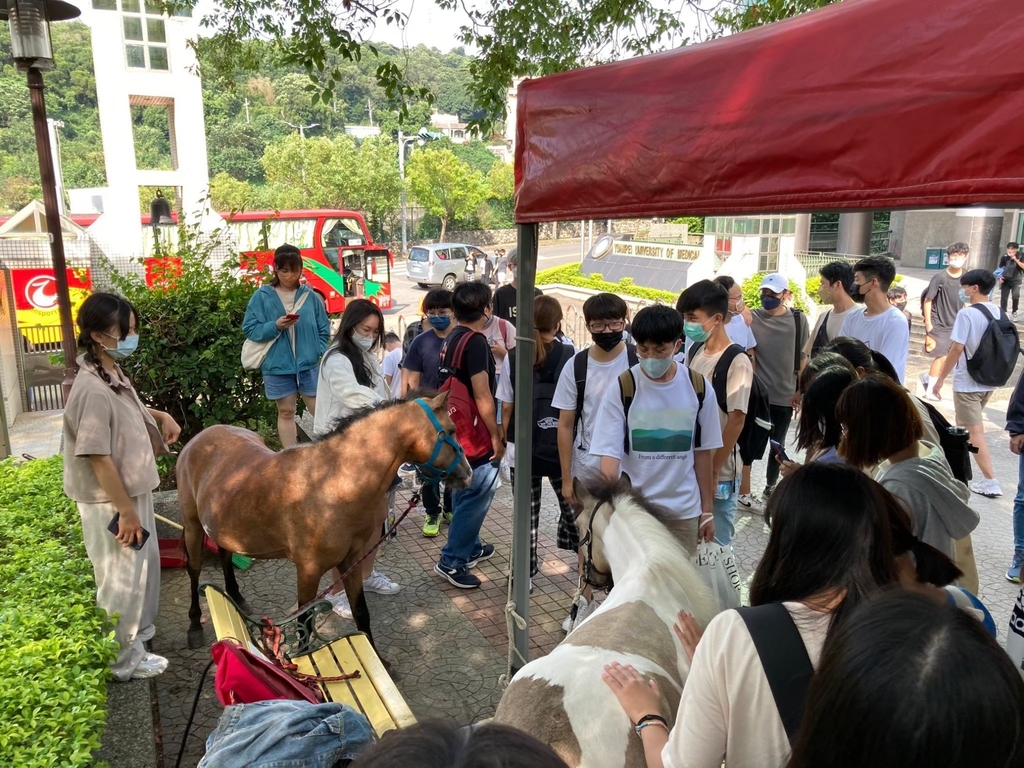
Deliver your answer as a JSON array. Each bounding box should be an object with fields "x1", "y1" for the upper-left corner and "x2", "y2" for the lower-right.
[{"x1": 511, "y1": 222, "x2": 539, "y2": 672}]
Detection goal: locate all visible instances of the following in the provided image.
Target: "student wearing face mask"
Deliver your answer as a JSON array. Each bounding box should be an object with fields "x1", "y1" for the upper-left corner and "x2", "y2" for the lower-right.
[
  {"x1": 742, "y1": 274, "x2": 809, "y2": 506},
  {"x1": 680, "y1": 275, "x2": 758, "y2": 362},
  {"x1": 679, "y1": 280, "x2": 753, "y2": 548},
  {"x1": 807, "y1": 261, "x2": 857, "y2": 359},
  {"x1": 838, "y1": 256, "x2": 910, "y2": 384},
  {"x1": 314, "y1": 298, "x2": 400, "y2": 616},
  {"x1": 63, "y1": 292, "x2": 182, "y2": 681},
  {"x1": 590, "y1": 305, "x2": 723, "y2": 554},
  {"x1": 888, "y1": 286, "x2": 912, "y2": 332},
  {"x1": 920, "y1": 243, "x2": 969, "y2": 399}
]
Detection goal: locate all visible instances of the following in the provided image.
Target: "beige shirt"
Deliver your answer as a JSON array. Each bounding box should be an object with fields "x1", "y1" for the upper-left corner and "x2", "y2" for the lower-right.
[
  {"x1": 63, "y1": 356, "x2": 162, "y2": 503},
  {"x1": 664, "y1": 602, "x2": 831, "y2": 768},
  {"x1": 686, "y1": 344, "x2": 753, "y2": 483}
]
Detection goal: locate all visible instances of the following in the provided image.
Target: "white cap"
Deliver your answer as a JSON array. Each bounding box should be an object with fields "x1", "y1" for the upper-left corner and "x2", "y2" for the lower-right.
[{"x1": 760, "y1": 273, "x2": 789, "y2": 294}]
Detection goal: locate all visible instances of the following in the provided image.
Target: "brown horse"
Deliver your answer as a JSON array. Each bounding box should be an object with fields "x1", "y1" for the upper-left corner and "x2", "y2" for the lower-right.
[{"x1": 176, "y1": 392, "x2": 472, "y2": 651}]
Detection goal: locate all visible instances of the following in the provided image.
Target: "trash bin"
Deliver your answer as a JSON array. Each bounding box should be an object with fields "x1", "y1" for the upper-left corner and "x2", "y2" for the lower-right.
[{"x1": 925, "y1": 247, "x2": 947, "y2": 270}]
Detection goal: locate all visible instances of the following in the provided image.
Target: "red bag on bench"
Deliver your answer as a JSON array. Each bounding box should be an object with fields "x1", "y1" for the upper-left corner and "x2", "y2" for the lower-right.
[{"x1": 211, "y1": 639, "x2": 322, "y2": 706}]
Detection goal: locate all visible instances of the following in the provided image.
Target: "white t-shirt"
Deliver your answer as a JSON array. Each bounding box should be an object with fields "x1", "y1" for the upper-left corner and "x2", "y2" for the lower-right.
[
  {"x1": 839, "y1": 306, "x2": 911, "y2": 384},
  {"x1": 683, "y1": 315, "x2": 756, "y2": 357},
  {"x1": 551, "y1": 346, "x2": 633, "y2": 476},
  {"x1": 804, "y1": 306, "x2": 855, "y2": 355},
  {"x1": 382, "y1": 347, "x2": 403, "y2": 400},
  {"x1": 496, "y1": 355, "x2": 514, "y2": 403},
  {"x1": 588, "y1": 362, "x2": 723, "y2": 518},
  {"x1": 686, "y1": 345, "x2": 753, "y2": 483},
  {"x1": 663, "y1": 603, "x2": 831, "y2": 768},
  {"x1": 950, "y1": 302, "x2": 1001, "y2": 393}
]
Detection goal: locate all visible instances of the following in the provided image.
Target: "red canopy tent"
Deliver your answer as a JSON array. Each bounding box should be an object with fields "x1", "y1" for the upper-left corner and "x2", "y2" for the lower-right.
[
  {"x1": 503, "y1": 0, "x2": 1024, "y2": 671},
  {"x1": 514, "y1": 0, "x2": 1024, "y2": 222}
]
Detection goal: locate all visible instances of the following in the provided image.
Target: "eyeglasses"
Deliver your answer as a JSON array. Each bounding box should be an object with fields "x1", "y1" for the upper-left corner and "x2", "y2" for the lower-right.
[
  {"x1": 426, "y1": 310, "x2": 452, "y2": 318},
  {"x1": 588, "y1": 320, "x2": 625, "y2": 333}
]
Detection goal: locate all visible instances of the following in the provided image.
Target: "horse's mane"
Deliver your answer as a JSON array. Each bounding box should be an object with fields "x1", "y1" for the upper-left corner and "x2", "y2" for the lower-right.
[
  {"x1": 579, "y1": 472, "x2": 680, "y2": 529},
  {"x1": 316, "y1": 398, "x2": 410, "y2": 441},
  {"x1": 316, "y1": 389, "x2": 443, "y2": 442}
]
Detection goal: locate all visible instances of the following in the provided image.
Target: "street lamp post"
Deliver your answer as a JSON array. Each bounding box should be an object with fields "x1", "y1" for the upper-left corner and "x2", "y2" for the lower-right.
[
  {"x1": 283, "y1": 121, "x2": 320, "y2": 194},
  {"x1": 2, "y1": 0, "x2": 82, "y2": 399},
  {"x1": 398, "y1": 128, "x2": 439, "y2": 256}
]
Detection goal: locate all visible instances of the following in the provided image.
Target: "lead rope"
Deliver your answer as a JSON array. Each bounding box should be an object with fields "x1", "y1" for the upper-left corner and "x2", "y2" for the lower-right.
[{"x1": 499, "y1": 538, "x2": 528, "y2": 689}]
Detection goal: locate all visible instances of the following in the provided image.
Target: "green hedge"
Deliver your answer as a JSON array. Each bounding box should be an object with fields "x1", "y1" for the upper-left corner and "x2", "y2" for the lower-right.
[
  {"x1": 0, "y1": 457, "x2": 118, "y2": 767},
  {"x1": 536, "y1": 263, "x2": 678, "y2": 303},
  {"x1": 741, "y1": 272, "x2": 809, "y2": 313}
]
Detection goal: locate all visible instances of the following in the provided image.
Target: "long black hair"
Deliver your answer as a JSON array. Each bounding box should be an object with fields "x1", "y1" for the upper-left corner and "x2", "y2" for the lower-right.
[
  {"x1": 751, "y1": 463, "x2": 902, "y2": 633},
  {"x1": 324, "y1": 298, "x2": 384, "y2": 388},
  {"x1": 795, "y1": 365, "x2": 857, "y2": 453},
  {"x1": 76, "y1": 292, "x2": 137, "y2": 385},
  {"x1": 822, "y1": 336, "x2": 900, "y2": 382},
  {"x1": 788, "y1": 590, "x2": 1024, "y2": 768},
  {"x1": 271, "y1": 244, "x2": 302, "y2": 287}
]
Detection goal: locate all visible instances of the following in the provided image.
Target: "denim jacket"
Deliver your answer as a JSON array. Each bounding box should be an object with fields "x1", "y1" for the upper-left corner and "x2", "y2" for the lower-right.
[
  {"x1": 243, "y1": 285, "x2": 330, "y2": 376},
  {"x1": 199, "y1": 700, "x2": 375, "y2": 768}
]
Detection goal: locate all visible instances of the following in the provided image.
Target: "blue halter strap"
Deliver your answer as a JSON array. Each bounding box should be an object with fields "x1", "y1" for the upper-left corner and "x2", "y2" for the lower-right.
[{"x1": 413, "y1": 398, "x2": 466, "y2": 483}]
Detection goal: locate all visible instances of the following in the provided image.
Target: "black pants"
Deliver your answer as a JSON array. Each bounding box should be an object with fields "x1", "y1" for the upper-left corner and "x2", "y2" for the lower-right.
[
  {"x1": 765, "y1": 404, "x2": 794, "y2": 490},
  {"x1": 1001, "y1": 281, "x2": 1021, "y2": 314},
  {"x1": 423, "y1": 481, "x2": 452, "y2": 518}
]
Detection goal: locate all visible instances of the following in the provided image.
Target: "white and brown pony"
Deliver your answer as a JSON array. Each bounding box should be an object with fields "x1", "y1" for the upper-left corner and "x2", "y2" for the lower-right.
[{"x1": 494, "y1": 475, "x2": 722, "y2": 768}]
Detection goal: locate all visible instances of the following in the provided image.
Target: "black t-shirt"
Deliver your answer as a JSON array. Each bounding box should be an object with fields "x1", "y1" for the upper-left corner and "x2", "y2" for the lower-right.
[
  {"x1": 492, "y1": 285, "x2": 544, "y2": 327},
  {"x1": 440, "y1": 327, "x2": 496, "y2": 397},
  {"x1": 1000, "y1": 253, "x2": 1024, "y2": 283},
  {"x1": 923, "y1": 270, "x2": 963, "y2": 330}
]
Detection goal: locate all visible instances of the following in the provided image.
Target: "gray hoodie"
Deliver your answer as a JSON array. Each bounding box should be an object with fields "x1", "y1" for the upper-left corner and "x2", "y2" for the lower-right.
[{"x1": 875, "y1": 441, "x2": 979, "y2": 560}]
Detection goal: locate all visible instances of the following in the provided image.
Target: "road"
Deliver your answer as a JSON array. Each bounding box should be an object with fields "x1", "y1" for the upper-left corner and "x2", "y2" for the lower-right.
[{"x1": 383, "y1": 240, "x2": 584, "y2": 329}]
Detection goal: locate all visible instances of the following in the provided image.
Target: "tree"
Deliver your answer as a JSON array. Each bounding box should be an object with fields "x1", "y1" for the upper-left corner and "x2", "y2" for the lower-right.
[
  {"x1": 715, "y1": 0, "x2": 837, "y2": 32},
  {"x1": 407, "y1": 148, "x2": 486, "y2": 240},
  {"x1": 349, "y1": 137, "x2": 403, "y2": 240},
  {"x1": 486, "y1": 161, "x2": 514, "y2": 201},
  {"x1": 260, "y1": 133, "x2": 355, "y2": 208},
  {"x1": 210, "y1": 172, "x2": 255, "y2": 211}
]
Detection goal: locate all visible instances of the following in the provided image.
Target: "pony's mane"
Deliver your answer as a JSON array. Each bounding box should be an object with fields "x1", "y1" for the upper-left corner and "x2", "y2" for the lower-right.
[
  {"x1": 580, "y1": 472, "x2": 680, "y2": 528},
  {"x1": 316, "y1": 398, "x2": 409, "y2": 441}
]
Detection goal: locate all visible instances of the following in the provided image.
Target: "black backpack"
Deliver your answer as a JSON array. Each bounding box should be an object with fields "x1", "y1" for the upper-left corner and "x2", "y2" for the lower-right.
[
  {"x1": 965, "y1": 304, "x2": 1020, "y2": 387},
  {"x1": 572, "y1": 344, "x2": 639, "y2": 443},
  {"x1": 810, "y1": 310, "x2": 831, "y2": 358},
  {"x1": 507, "y1": 343, "x2": 575, "y2": 475},
  {"x1": 687, "y1": 342, "x2": 773, "y2": 461},
  {"x1": 402, "y1": 320, "x2": 423, "y2": 359}
]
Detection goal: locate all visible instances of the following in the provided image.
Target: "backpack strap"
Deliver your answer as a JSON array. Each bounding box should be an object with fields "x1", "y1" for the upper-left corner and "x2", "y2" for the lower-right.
[
  {"x1": 573, "y1": 350, "x2": 589, "y2": 436},
  {"x1": 810, "y1": 310, "x2": 831, "y2": 358},
  {"x1": 617, "y1": 369, "x2": 637, "y2": 455},
  {"x1": 737, "y1": 603, "x2": 815, "y2": 746},
  {"x1": 626, "y1": 343, "x2": 639, "y2": 367},
  {"x1": 442, "y1": 328, "x2": 476, "y2": 376},
  {"x1": 688, "y1": 367, "x2": 706, "y2": 449},
  {"x1": 686, "y1": 341, "x2": 705, "y2": 364},
  {"x1": 791, "y1": 309, "x2": 804, "y2": 375},
  {"x1": 710, "y1": 345, "x2": 744, "y2": 415}
]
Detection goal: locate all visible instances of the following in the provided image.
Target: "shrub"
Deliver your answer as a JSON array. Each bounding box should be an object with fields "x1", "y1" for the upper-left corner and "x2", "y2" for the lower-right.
[
  {"x1": 806, "y1": 275, "x2": 823, "y2": 304},
  {"x1": 741, "y1": 272, "x2": 809, "y2": 313},
  {"x1": 0, "y1": 457, "x2": 118, "y2": 767},
  {"x1": 536, "y1": 263, "x2": 677, "y2": 303},
  {"x1": 108, "y1": 225, "x2": 276, "y2": 450}
]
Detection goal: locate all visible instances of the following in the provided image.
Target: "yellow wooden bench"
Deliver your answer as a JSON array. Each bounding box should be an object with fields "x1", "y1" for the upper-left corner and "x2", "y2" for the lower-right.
[{"x1": 202, "y1": 583, "x2": 416, "y2": 736}]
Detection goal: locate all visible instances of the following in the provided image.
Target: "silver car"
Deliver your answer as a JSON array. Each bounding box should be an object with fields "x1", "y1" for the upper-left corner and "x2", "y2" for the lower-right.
[{"x1": 406, "y1": 243, "x2": 489, "y2": 291}]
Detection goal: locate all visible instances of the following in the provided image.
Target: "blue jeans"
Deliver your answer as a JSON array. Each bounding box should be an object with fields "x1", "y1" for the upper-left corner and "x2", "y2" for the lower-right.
[
  {"x1": 440, "y1": 461, "x2": 500, "y2": 569},
  {"x1": 713, "y1": 479, "x2": 738, "y2": 548},
  {"x1": 1014, "y1": 454, "x2": 1024, "y2": 562},
  {"x1": 200, "y1": 700, "x2": 374, "y2": 768}
]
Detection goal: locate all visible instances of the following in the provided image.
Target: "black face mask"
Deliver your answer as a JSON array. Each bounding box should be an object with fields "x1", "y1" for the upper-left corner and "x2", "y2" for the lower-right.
[
  {"x1": 851, "y1": 284, "x2": 867, "y2": 304},
  {"x1": 895, "y1": 301, "x2": 907, "y2": 312},
  {"x1": 591, "y1": 331, "x2": 623, "y2": 351}
]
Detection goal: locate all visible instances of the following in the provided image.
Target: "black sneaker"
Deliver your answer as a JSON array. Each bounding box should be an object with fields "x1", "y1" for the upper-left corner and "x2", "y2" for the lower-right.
[
  {"x1": 434, "y1": 562, "x2": 481, "y2": 589},
  {"x1": 762, "y1": 485, "x2": 775, "y2": 500},
  {"x1": 467, "y1": 543, "x2": 496, "y2": 568}
]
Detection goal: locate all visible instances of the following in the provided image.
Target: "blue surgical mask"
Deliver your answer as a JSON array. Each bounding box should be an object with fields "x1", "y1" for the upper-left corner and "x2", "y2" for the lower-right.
[
  {"x1": 760, "y1": 294, "x2": 782, "y2": 311},
  {"x1": 428, "y1": 315, "x2": 451, "y2": 331},
  {"x1": 639, "y1": 354, "x2": 674, "y2": 379},
  {"x1": 104, "y1": 333, "x2": 138, "y2": 361},
  {"x1": 958, "y1": 288, "x2": 970, "y2": 305}
]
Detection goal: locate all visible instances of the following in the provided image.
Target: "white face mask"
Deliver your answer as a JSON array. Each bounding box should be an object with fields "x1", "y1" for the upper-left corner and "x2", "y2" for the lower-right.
[
  {"x1": 949, "y1": 257, "x2": 967, "y2": 269},
  {"x1": 353, "y1": 333, "x2": 375, "y2": 351}
]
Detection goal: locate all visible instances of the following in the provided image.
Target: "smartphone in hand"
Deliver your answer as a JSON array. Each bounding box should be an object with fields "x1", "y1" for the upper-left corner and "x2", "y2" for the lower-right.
[
  {"x1": 769, "y1": 438, "x2": 791, "y2": 464},
  {"x1": 285, "y1": 313, "x2": 300, "y2": 321},
  {"x1": 107, "y1": 512, "x2": 151, "y2": 551}
]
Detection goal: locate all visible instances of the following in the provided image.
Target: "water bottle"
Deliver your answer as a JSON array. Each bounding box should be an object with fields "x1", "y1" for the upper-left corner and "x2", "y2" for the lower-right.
[{"x1": 715, "y1": 480, "x2": 733, "y2": 501}]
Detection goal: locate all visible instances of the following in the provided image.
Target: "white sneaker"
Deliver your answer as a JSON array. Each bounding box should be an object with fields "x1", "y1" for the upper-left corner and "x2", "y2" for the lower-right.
[
  {"x1": 570, "y1": 595, "x2": 598, "y2": 632},
  {"x1": 327, "y1": 592, "x2": 353, "y2": 619},
  {"x1": 970, "y1": 478, "x2": 1003, "y2": 498},
  {"x1": 737, "y1": 493, "x2": 763, "y2": 514},
  {"x1": 363, "y1": 571, "x2": 402, "y2": 595},
  {"x1": 131, "y1": 652, "x2": 168, "y2": 679}
]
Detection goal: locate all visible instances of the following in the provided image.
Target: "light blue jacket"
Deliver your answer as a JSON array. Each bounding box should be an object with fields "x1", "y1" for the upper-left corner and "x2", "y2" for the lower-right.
[{"x1": 243, "y1": 284, "x2": 330, "y2": 375}]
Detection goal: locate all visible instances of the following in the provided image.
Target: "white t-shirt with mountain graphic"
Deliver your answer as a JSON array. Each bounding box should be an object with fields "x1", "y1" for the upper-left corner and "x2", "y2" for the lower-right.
[{"x1": 589, "y1": 361, "x2": 722, "y2": 519}]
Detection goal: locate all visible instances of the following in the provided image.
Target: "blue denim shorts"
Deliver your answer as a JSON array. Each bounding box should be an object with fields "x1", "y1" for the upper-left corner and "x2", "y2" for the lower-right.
[{"x1": 264, "y1": 368, "x2": 317, "y2": 400}]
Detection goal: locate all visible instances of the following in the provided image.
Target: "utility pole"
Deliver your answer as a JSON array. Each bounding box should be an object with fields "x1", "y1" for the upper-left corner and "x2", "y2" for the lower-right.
[
  {"x1": 283, "y1": 121, "x2": 319, "y2": 194},
  {"x1": 399, "y1": 130, "x2": 408, "y2": 256},
  {"x1": 243, "y1": 97, "x2": 250, "y2": 124},
  {"x1": 367, "y1": 100, "x2": 374, "y2": 127}
]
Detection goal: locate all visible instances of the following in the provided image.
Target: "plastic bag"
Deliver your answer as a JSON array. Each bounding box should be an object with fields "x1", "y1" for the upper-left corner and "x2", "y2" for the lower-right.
[{"x1": 692, "y1": 543, "x2": 741, "y2": 610}]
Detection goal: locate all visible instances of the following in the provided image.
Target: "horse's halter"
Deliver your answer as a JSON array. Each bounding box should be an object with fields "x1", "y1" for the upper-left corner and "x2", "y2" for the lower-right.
[
  {"x1": 578, "y1": 499, "x2": 614, "y2": 590},
  {"x1": 413, "y1": 399, "x2": 466, "y2": 483}
]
